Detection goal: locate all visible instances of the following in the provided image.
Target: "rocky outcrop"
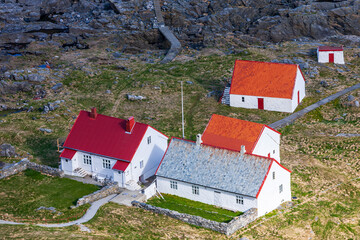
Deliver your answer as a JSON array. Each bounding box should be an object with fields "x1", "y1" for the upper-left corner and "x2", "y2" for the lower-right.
[{"x1": 0, "y1": 143, "x2": 16, "y2": 158}]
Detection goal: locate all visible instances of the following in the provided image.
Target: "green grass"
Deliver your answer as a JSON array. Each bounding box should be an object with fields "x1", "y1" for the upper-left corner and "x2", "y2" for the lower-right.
[
  {"x1": 0, "y1": 169, "x2": 99, "y2": 222},
  {"x1": 147, "y1": 194, "x2": 242, "y2": 223}
]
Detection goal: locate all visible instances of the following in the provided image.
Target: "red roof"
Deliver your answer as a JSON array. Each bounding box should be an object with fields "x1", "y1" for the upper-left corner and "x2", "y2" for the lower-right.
[
  {"x1": 112, "y1": 160, "x2": 130, "y2": 171},
  {"x1": 229, "y1": 60, "x2": 300, "y2": 99},
  {"x1": 63, "y1": 110, "x2": 151, "y2": 161},
  {"x1": 60, "y1": 148, "x2": 77, "y2": 159},
  {"x1": 318, "y1": 46, "x2": 343, "y2": 51},
  {"x1": 202, "y1": 114, "x2": 279, "y2": 153}
]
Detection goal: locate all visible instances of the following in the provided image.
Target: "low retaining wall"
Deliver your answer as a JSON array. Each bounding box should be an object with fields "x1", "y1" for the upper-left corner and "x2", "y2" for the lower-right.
[
  {"x1": 132, "y1": 201, "x2": 257, "y2": 235},
  {"x1": 76, "y1": 183, "x2": 122, "y2": 207},
  {"x1": 0, "y1": 158, "x2": 64, "y2": 179}
]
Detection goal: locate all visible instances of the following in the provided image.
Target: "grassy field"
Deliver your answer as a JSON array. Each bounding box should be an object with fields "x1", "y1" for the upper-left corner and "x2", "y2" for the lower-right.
[
  {"x1": 0, "y1": 169, "x2": 99, "y2": 223},
  {"x1": 0, "y1": 38, "x2": 359, "y2": 239},
  {"x1": 147, "y1": 194, "x2": 242, "y2": 222}
]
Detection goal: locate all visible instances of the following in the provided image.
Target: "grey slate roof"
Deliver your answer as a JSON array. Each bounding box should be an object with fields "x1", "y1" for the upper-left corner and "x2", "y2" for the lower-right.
[{"x1": 156, "y1": 138, "x2": 272, "y2": 198}]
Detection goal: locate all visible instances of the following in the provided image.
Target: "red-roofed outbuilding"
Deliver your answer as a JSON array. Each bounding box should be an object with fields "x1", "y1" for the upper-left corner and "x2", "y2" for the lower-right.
[
  {"x1": 317, "y1": 46, "x2": 344, "y2": 64},
  {"x1": 223, "y1": 60, "x2": 306, "y2": 113},
  {"x1": 60, "y1": 108, "x2": 168, "y2": 189},
  {"x1": 201, "y1": 114, "x2": 281, "y2": 162}
]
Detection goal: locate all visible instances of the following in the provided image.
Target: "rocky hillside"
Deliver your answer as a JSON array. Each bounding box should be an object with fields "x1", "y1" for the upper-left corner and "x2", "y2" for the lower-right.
[{"x1": 1, "y1": 0, "x2": 360, "y2": 57}]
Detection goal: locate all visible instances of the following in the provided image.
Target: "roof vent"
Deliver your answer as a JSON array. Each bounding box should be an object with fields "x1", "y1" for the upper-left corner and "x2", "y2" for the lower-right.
[
  {"x1": 196, "y1": 134, "x2": 202, "y2": 146},
  {"x1": 240, "y1": 145, "x2": 246, "y2": 155},
  {"x1": 90, "y1": 107, "x2": 97, "y2": 119},
  {"x1": 126, "y1": 116, "x2": 135, "y2": 133}
]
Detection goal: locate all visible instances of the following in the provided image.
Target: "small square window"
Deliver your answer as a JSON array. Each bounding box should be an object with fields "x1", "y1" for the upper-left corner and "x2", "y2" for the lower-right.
[
  {"x1": 65, "y1": 159, "x2": 68, "y2": 162},
  {"x1": 140, "y1": 160, "x2": 144, "y2": 169},
  {"x1": 242, "y1": 97, "x2": 245, "y2": 102},
  {"x1": 170, "y1": 180, "x2": 178, "y2": 190},
  {"x1": 147, "y1": 136, "x2": 151, "y2": 144},
  {"x1": 279, "y1": 184, "x2": 283, "y2": 193},
  {"x1": 273, "y1": 150, "x2": 275, "y2": 154},
  {"x1": 103, "y1": 159, "x2": 111, "y2": 169},
  {"x1": 192, "y1": 185, "x2": 199, "y2": 195},
  {"x1": 236, "y1": 195, "x2": 244, "y2": 204},
  {"x1": 273, "y1": 172, "x2": 275, "y2": 180}
]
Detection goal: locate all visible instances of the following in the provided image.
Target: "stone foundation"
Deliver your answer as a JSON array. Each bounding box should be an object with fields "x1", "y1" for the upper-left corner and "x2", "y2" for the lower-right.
[
  {"x1": 76, "y1": 183, "x2": 122, "y2": 207},
  {"x1": 132, "y1": 201, "x2": 257, "y2": 235}
]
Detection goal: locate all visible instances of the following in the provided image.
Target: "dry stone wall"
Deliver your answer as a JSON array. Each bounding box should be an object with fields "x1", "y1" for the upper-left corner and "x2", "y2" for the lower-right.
[
  {"x1": 132, "y1": 201, "x2": 257, "y2": 235},
  {"x1": 76, "y1": 183, "x2": 122, "y2": 207},
  {"x1": 0, "y1": 158, "x2": 64, "y2": 179}
]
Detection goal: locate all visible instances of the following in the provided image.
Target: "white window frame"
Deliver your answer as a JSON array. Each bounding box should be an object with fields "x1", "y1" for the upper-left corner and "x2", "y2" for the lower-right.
[
  {"x1": 279, "y1": 184, "x2": 283, "y2": 193},
  {"x1": 83, "y1": 155, "x2": 92, "y2": 165},
  {"x1": 192, "y1": 185, "x2": 199, "y2": 195},
  {"x1": 147, "y1": 136, "x2": 151, "y2": 144},
  {"x1": 170, "y1": 180, "x2": 178, "y2": 190},
  {"x1": 103, "y1": 159, "x2": 111, "y2": 169},
  {"x1": 236, "y1": 195, "x2": 244, "y2": 205},
  {"x1": 140, "y1": 160, "x2": 144, "y2": 169}
]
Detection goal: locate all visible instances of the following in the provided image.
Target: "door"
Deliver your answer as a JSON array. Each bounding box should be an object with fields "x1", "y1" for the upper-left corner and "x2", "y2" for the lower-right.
[
  {"x1": 329, "y1": 53, "x2": 334, "y2": 63},
  {"x1": 258, "y1": 98, "x2": 264, "y2": 110},
  {"x1": 297, "y1": 91, "x2": 300, "y2": 105},
  {"x1": 214, "y1": 191, "x2": 221, "y2": 206}
]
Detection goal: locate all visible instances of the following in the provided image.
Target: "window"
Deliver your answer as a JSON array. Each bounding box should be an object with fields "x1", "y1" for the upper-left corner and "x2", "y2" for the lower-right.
[
  {"x1": 103, "y1": 159, "x2": 111, "y2": 169},
  {"x1": 242, "y1": 97, "x2": 245, "y2": 102},
  {"x1": 236, "y1": 195, "x2": 244, "y2": 205},
  {"x1": 273, "y1": 150, "x2": 275, "y2": 154},
  {"x1": 273, "y1": 172, "x2": 275, "y2": 180},
  {"x1": 147, "y1": 136, "x2": 151, "y2": 144},
  {"x1": 279, "y1": 184, "x2": 283, "y2": 193},
  {"x1": 83, "y1": 155, "x2": 92, "y2": 165},
  {"x1": 192, "y1": 185, "x2": 199, "y2": 195},
  {"x1": 170, "y1": 180, "x2": 178, "y2": 190},
  {"x1": 65, "y1": 159, "x2": 68, "y2": 162},
  {"x1": 140, "y1": 160, "x2": 144, "y2": 169}
]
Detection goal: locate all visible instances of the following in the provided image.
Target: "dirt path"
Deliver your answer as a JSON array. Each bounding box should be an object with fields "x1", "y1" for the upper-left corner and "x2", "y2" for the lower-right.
[{"x1": 269, "y1": 83, "x2": 360, "y2": 129}]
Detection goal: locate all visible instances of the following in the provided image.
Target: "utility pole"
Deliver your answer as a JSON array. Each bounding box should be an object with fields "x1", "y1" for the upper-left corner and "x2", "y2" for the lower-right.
[{"x1": 181, "y1": 81, "x2": 185, "y2": 139}]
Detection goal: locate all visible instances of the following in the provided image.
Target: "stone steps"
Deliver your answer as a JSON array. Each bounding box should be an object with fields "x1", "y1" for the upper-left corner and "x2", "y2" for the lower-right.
[{"x1": 74, "y1": 168, "x2": 89, "y2": 178}]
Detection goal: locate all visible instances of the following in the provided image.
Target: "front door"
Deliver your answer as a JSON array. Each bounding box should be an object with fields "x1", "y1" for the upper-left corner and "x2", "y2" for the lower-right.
[
  {"x1": 329, "y1": 53, "x2": 334, "y2": 63},
  {"x1": 258, "y1": 98, "x2": 264, "y2": 110},
  {"x1": 214, "y1": 191, "x2": 221, "y2": 206}
]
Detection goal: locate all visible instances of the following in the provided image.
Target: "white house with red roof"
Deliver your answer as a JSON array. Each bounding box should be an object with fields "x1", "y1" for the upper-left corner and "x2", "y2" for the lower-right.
[
  {"x1": 201, "y1": 114, "x2": 281, "y2": 162},
  {"x1": 317, "y1": 46, "x2": 344, "y2": 64},
  {"x1": 222, "y1": 60, "x2": 306, "y2": 113},
  {"x1": 60, "y1": 108, "x2": 168, "y2": 189},
  {"x1": 156, "y1": 137, "x2": 291, "y2": 217}
]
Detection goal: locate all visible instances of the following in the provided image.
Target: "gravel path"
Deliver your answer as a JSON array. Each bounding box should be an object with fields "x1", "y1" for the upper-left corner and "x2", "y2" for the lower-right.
[
  {"x1": 269, "y1": 83, "x2": 360, "y2": 130},
  {"x1": 0, "y1": 194, "x2": 117, "y2": 227}
]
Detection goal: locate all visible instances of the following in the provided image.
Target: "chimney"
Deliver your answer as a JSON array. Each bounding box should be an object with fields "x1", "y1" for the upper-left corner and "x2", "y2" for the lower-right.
[
  {"x1": 240, "y1": 145, "x2": 246, "y2": 155},
  {"x1": 126, "y1": 116, "x2": 135, "y2": 133},
  {"x1": 90, "y1": 107, "x2": 97, "y2": 119},
  {"x1": 196, "y1": 134, "x2": 202, "y2": 146}
]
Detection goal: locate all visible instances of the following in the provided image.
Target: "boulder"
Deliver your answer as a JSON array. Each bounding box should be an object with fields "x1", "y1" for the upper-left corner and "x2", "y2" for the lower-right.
[{"x1": 0, "y1": 143, "x2": 16, "y2": 157}]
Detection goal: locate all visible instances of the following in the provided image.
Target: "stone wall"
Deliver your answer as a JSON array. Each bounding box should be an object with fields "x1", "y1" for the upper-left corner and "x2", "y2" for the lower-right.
[
  {"x1": 0, "y1": 158, "x2": 64, "y2": 180},
  {"x1": 132, "y1": 201, "x2": 257, "y2": 235},
  {"x1": 76, "y1": 183, "x2": 122, "y2": 207},
  {"x1": 27, "y1": 161, "x2": 65, "y2": 178},
  {"x1": 0, "y1": 158, "x2": 27, "y2": 179}
]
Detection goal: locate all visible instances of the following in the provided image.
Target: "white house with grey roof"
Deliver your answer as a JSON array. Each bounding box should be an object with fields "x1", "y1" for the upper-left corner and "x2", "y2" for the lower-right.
[{"x1": 155, "y1": 137, "x2": 291, "y2": 217}]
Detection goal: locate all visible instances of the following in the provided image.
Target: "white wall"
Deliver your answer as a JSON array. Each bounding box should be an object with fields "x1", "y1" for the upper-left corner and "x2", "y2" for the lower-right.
[
  {"x1": 252, "y1": 127, "x2": 280, "y2": 162},
  {"x1": 156, "y1": 176, "x2": 257, "y2": 212},
  {"x1": 60, "y1": 152, "x2": 78, "y2": 175},
  {"x1": 256, "y1": 161, "x2": 291, "y2": 217},
  {"x1": 290, "y1": 68, "x2": 306, "y2": 112},
  {"x1": 130, "y1": 127, "x2": 168, "y2": 183},
  {"x1": 317, "y1": 50, "x2": 345, "y2": 64},
  {"x1": 230, "y1": 94, "x2": 294, "y2": 113}
]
